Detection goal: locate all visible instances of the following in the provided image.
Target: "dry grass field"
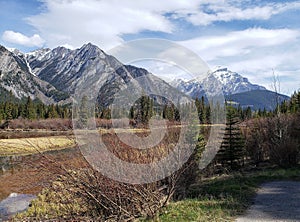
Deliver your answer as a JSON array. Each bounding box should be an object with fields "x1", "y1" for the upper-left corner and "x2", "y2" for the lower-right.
[{"x1": 0, "y1": 136, "x2": 76, "y2": 156}]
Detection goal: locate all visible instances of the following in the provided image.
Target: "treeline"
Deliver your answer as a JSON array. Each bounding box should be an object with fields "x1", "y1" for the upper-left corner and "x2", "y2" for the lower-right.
[
  {"x1": 0, "y1": 96, "x2": 71, "y2": 121},
  {"x1": 1, "y1": 90, "x2": 299, "y2": 125},
  {"x1": 278, "y1": 90, "x2": 300, "y2": 114},
  {"x1": 95, "y1": 95, "x2": 212, "y2": 124},
  {"x1": 255, "y1": 91, "x2": 300, "y2": 117}
]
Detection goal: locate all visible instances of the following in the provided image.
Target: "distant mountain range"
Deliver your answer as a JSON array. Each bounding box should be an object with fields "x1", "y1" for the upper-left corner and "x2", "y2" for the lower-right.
[
  {"x1": 0, "y1": 43, "x2": 289, "y2": 110},
  {"x1": 170, "y1": 67, "x2": 267, "y2": 96},
  {"x1": 170, "y1": 67, "x2": 289, "y2": 110}
]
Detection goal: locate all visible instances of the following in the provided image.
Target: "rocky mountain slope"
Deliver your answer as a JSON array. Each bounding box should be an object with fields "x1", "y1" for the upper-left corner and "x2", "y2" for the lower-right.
[{"x1": 26, "y1": 43, "x2": 189, "y2": 107}]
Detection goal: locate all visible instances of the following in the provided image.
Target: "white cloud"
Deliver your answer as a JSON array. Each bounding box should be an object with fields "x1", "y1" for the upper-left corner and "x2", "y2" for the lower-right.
[
  {"x1": 25, "y1": 0, "x2": 300, "y2": 50},
  {"x1": 180, "y1": 28, "x2": 300, "y2": 61},
  {"x1": 9, "y1": 0, "x2": 299, "y2": 93},
  {"x1": 2, "y1": 30, "x2": 45, "y2": 47},
  {"x1": 25, "y1": 0, "x2": 206, "y2": 50},
  {"x1": 180, "y1": 1, "x2": 300, "y2": 26},
  {"x1": 131, "y1": 60, "x2": 191, "y2": 82}
]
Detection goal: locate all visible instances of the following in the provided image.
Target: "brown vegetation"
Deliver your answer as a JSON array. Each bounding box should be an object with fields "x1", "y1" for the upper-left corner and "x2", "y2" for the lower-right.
[
  {"x1": 242, "y1": 113, "x2": 300, "y2": 168},
  {"x1": 15, "y1": 124, "x2": 207, "y2": 221},
  {"x1": 1, "y1": 118, "x2": 72, "y2": 131},
  {"x1": 0, "y1": 147, "x2": 88, "y2": 201}
]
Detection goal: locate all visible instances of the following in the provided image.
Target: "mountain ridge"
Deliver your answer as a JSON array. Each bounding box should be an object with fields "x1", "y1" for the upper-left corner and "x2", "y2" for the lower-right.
[
  {"x1": 170, "y1": 66, "x2": 289, "y2": 110},
  {"x1": 3, "y1": 43, "x2": 190, "y2": 108},
  {"x1": 0, "y1": 43, "x2": 290, "y2": 110}
]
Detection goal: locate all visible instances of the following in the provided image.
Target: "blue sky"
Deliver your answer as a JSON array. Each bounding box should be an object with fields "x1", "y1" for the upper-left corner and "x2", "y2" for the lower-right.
[{"x1": 1, "y1": 0, "x2": 300, "y2": 95}]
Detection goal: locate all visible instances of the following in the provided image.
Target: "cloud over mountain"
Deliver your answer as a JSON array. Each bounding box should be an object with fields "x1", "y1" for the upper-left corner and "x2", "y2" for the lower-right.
[{"x1": 2, "y1": 31, "x2": 45, "y2": 47}]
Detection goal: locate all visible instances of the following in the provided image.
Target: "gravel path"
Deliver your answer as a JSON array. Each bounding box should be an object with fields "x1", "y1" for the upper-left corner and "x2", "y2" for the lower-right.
[{"x1": 236, "y1": 181, "x2": 300, "y2": 222}]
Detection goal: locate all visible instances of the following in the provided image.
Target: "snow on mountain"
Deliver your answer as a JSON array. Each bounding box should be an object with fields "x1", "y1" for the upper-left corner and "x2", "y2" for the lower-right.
[
  {"x1": 170, "y1": 66, "x2": 266, "y2": 98},
  {"x1": 24, "y1": 43, "x2": 190, "y2": 107},
  {"x1": 2, "y1": 42, "x2": 273, "y2": 110},
  {"x1": 26, "y1": 48, "x2": 51, "y2": 61}
]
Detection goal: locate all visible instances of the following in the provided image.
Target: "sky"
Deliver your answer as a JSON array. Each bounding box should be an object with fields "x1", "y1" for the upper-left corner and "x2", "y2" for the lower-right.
[{"x1": 1, "y1": 0, "x2": 300, "y2": 95}]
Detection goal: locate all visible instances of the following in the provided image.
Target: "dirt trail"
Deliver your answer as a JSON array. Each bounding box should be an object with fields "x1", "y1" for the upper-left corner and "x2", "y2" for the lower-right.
[{"x1": 236, "y1": 181, "x2": 300, "y2": 222}]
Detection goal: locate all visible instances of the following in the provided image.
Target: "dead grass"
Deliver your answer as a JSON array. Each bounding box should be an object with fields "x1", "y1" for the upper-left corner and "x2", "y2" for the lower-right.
[{"x1": 0, "y1": 136, "x2": 76, "y2": 156}]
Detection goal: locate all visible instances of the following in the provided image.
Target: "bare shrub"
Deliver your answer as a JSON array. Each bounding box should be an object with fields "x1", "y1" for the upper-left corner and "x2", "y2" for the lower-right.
[
  {"x1": 19, "y1": 162, "x2": 191, "y2": 221},
  {"x1": 17, "y1": 123, "x2": 204, "y2": 221},
  {"x1": 268, "y1": 114, "x2": 300, "y2": 167},
  {"x1": 243, "y1": 114, "x2": 300, "y2": 168},
  {"x1": 242, "y1": 118, "x2": 270, "y2": 165},
  {"x1": 95, "y1": 118, "x2": 112, "y2": 129},
  {"x1": 5, "y1": 118, "x2": 72, "y2": 131}
]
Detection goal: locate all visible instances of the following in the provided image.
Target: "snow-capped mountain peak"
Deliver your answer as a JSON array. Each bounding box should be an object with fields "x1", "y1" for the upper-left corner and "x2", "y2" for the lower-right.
[
  {"x1": 25, "y1": 48, "x2": 51, "y2": 61},
  {"x1": 170, "y1": 67, "x2": 266, "y2": 97},
  {"x1": 6, "y1": 47, "x2": 23, "y2": 56}
]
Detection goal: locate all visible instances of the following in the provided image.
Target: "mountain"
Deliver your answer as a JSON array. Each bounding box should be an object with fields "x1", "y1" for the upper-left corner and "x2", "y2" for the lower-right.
[
  {"x1": 170, "y1": 67, "x2": 266, "y2": 97},
  {"x1": 0, "y1": 45, "x2": 69, "y2": 104},
  {"x1": 1, "y1": 43, "x2": 188, "y2": 107},
  {"x1": 170, "y1": 67, "x2": 288, "y2": 110},
  {"x1": 226, "y1": 90, "x2": 290, "y2": 110},
  {"x1": 1, "y1": 43, "x2": 288, "y2": 111},
  {"x1": 25, "y1": 43, "x2": 189, "y2": 107}
]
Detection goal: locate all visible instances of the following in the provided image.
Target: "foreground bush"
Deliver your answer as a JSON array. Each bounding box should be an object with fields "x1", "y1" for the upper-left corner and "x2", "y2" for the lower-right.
[
  {"x1": 16, "y1": 125, "x2": 206, "y2": 221},
  {"x1": 17, "y1": 169, "x2": 172, "y2": 221}
]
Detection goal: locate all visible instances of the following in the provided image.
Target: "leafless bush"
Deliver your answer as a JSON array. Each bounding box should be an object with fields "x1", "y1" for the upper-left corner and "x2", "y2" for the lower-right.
[
  {"x1": 95, "y1": 118, "x2": 112, "y2": 128},
  {"x1": 242, "y1": 118, "x2": 270, "y2": 165},
  {"x1": 243, "y1": 114, "x2": 300, "y2": 168},
  {"x1": 20, "y1": 162, "x2": 190, "y2": 221},
  {"x1": 17, "y1": 125, "x2": 203, "y2": 221}
]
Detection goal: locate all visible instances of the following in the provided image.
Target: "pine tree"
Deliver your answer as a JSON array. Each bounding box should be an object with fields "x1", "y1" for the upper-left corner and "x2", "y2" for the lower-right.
[
  {"x1": 129, "y1": 106, "x2": 134, "y2": 119},
  {"x1": 244, "y1": 107, "x2": 252, "y2": 120},
  {"x1": 289, "y1": 91, "x2": 300, "y2": 113},
  {"x1": 174, "y1": 102, "x2": 180, "y2": 122},
  {"x1": 25, "y1": 96, "x2": 36, "y2": 119},
  {"x1": 21, "y1": 104, "x2": 27, "y2": 118},
  {"x1": 195, "y1": 96, "x2": 207, "y2": 123},
  {"x1": 47, "y1": 104, "x2": 59, "y2": 118},
  {"x1": 4, "y1": 102, "x2": 13, "y2": 120},
  {"x1": 0, "y1": 104, "x2": 3, "y2": 122},
  {"x1": 216, "y1": 106, "x2": 245, "y2": 170},
  {"x1": 36, "y1": 103, "x2": 46, "y2": 119},
  {"x1": 132, "y1": 95, "x2": 154, "y2": 124}
]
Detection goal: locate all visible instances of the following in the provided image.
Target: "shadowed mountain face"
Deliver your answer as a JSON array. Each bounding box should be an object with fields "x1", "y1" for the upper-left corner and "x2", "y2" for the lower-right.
[{"x1": 226, "y1": 90, "x2": 289, "y2": 110}]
